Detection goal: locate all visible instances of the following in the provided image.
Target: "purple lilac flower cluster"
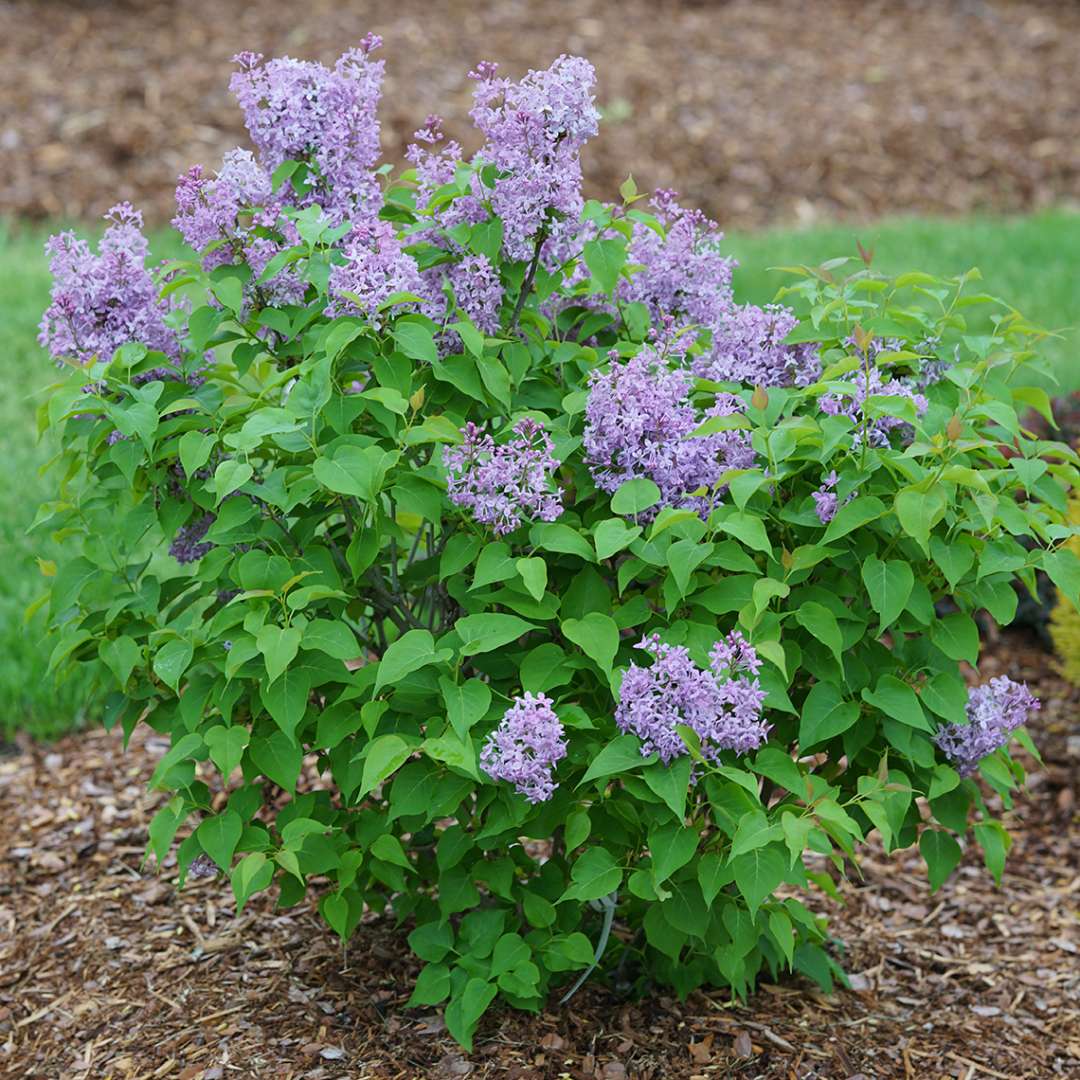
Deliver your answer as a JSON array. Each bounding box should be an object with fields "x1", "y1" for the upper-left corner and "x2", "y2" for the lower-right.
[
  {"x1": 934, "y1": 676, "x2": 1039, "y2": 777},
  {"x1": 444, "y1": 418, "x2": 564, "y2": 535},
  {"x1": 617, "y1": 191, "x2": 817, "y2": 388},
  {"x1": 169, "y1": 512, "x2": 216, "y2": 564},
  {"x1": 440, "y1": 255, "x2": 503, "y2": 335},
  {"x1": 616, "y1": 632, "x2": 770, "y2": 763},
  {"x1": 405, "y1": 114, "x2": 481, "y2": 231},
  {"x1": 620, "y1": 190, "x2": 735, "y2": 334},
  {"x1": 229, "y1": 37, "x2": 385, "y2": 224},
  {"x1": 468, "y1": 56, "x2": 599, "y2": 263},
  {"x1": 419, "y1": 253, "x2": 504, "y2": 351},
  {"x1": 694, "y1": 303, "x2": 822, "y2": 388},
  {"x1": 187, "y1": 853, "x2": 219, "y2": 879},
  {"x1": 818, "y1": 334, "x2": 950, "y2": 448},
  {"x1": 583, "y1": 345, "x2": 755, "y2": 517},
  {"x1": 173, "y1": 149, "x2": 273, "y2": 268},
  {"x1": 480, "y1": 692, "x2": 567, "y2": 802},
  {"x1": 402, "y1": 57, "x2": 597, "y2": 341},
  {"x1": 172, "y1": 151, "x2": 309, "y2": 310},
  {"x1": 326, "y1": 219, "x2": 425, "y2": 323},
  {"x1": 39, "y1": 203, "x2": 179, "y2": 366},
  {"x1": 812, "y1": 470, "x2": 841, "y2": 524}
]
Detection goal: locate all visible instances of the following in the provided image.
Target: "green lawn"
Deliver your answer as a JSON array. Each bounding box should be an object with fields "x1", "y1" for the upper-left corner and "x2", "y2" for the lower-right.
[
  {"x1": 1, "y1": 211, "x2": 1077, "y2": 737},
  {"x1": 1, "y1": 225, "x2": 97, "y2": 737}
]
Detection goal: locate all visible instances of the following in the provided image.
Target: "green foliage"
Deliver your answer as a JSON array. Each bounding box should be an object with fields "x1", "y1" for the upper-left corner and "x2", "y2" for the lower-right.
[
  {"x1": 1049, "y1": 491, "x2": 1080, "y2": 684},
  {"x1": 31, "y1": 179, "x2": 1080, "y2": 1049}
]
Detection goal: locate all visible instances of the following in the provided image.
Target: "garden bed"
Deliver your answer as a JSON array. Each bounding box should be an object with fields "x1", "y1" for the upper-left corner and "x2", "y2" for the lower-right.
[
  {"x1": 2, "y1": 632, "x2": 1077, "y2": 1080},
  {"x1": 2, "y1": 0, "x2": 1078, "y2": 228}
]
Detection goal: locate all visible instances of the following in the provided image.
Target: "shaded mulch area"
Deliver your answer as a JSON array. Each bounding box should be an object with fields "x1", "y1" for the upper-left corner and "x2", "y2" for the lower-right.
[
  {"x1": 2, "y1": 0, "x2": 1079, "y2": 228},
  {"x1": 1, "y1": 633, "x2": 1078, "y2": 1079}
]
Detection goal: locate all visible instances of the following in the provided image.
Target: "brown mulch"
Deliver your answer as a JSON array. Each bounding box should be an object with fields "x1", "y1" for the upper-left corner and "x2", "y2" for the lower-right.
[
  {"x1": 1, "y1": 633, "x2": 1078, "y2": 1079},
  {"x1": 2, "y1": 0, "x2": 1079, "y2": 229}
]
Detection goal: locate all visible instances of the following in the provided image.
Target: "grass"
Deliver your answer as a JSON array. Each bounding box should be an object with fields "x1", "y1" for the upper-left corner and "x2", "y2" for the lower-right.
[
  {"x1": 1, "y1": 210, "x2": 1077, "y2": 737},
  {"x1": 0, "y1": 225, "x2": 98, "y2": 738}
]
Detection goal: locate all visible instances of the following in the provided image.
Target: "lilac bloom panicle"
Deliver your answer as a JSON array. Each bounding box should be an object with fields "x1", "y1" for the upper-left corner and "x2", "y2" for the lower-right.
[
  {"x1": 172, "y1": 148, "x2": 274, "y2": 266},
  {"x1": 935, "y1": 676, "x2": 1039, "y2": 777},
  {"x1": 188, "y1": 853, "x2": 219, "y2": 879},
  {"x1": 819, "y1": 334, "x2": 948, "y2": 449},
  {"x1": 480, "y1": 692, "x2": 568, "y2": 803},
  {"x1": 618, "y1": 191, "x2": 819, "y2": 388},
  {"x1": 444, "y1": 418, "x2": 563, "y2": 535},
  {"x1": 419, "y1": 253, "x2": 504, "y2": 354},
  {"x1": 405, "y1": 114, "x2": 483, "y2": 234},
  {"x1": 819, "y1": 366, "x2": 929, "y2": 449},
  {"x1": 616, "y1": 632, "x2": 770, "y2": 764},
  {"x1": 621, "y1": 189, "x2": 735, "y2": 338},
  {"x1": 812, "y1": 470, "x2": 840, "y2": 524},
  {"x1": 694, "y1": 302, "x2": 822, "y2": 389},
  {"x1": 326, "y1": 219, "x2": 424, "y2": 324},
  {"x1": 39, "y1": 203, "x2": 179, "y2": 366},
  {"x1": 583, "y1": 345, "x2": 755, "y2": 517},
  {"x1": 229, "y1": 38, "x2": 384, "y2": 224},
  {"x1": 468, "y1": 55, "x2": 599, "y2": 263}
]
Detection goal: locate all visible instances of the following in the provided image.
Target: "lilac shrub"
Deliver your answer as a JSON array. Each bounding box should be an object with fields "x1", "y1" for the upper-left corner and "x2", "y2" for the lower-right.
[{"x1": 34, "y1": 37, "x2": 1080, "y2": 1052}]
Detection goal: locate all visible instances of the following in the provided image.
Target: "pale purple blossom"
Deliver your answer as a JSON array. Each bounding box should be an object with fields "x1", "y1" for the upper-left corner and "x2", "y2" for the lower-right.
[
  {"x1": 243, "y1": 235, "x2": 308, "y2": 308},
  {"x1": 229, "y1": 39, "x2": 384, "y2": 224},
  {"x1": 935, "y1": 676, "x2": 1039, "y2": 777},
  {"x1": 444, "y1": 255, "x2": 503, "y2": 334},
  {"x1": 173, "y1": 151, "x2": 307, "y2": 308},
  {"x1": 406, "y1": 114, "x2": 468, "y2": 209},
  {"x1": 583, "y1": 345, "x2": 755, "y2": 517},
  {"x1": 444, "y1": 418, "x2": 563, "y2": 535},
  {"x1": 620, "y1": 189, "x2": 735, "y2": 336},
  {"x1": 616, "y1": 632, "x2": 770, "y2": 764},
  {"x1": 468, "y1": 55, "x2": 599, "y2": 262},
  {"x1": 480, "y1": 692, "x2": 567, "y2": 802},
  {"x1": 420, "y1": 253, "x2": 504, "y2": 350},
  {"x1": 812, "y1": 470, "x2": 840, "y2": 524},
  {"x1": 709, "y1": 629, "x2": 763, "y2": 679},
  {"x1": 172, "y1": 149, "x2": 274, "y2": 264},
  {"x1": 326, "y1": 219, "x2": 424, "y2": 322},
  {"x1": 616, "y1": 192, "x2": 820, "y2": 388},
  {"x1": 188, "y1": 853, "x2": 219, "y2": 879},
  {"x1": 694, "y1": 303, "x2": 822, "y2": 388},
  {"x1": 819, "y1": 366, "x2": 929, "y2": 448},
  {"x1": 39, "y1": 203, "x2": 179, "y2": 365}
]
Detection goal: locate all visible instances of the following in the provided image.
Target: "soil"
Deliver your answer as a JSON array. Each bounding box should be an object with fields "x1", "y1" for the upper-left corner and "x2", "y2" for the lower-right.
[
  {"x1": 1, "y1": 631, "x2": 1077, "y2": 1080},
  {"x1": 1, "y1": 0, "x2": 1078, "y2": 229}
]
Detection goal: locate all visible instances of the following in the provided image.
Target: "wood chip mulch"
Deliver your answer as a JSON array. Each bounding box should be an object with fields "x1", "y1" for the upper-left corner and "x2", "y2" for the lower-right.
[
  {"x1": 2, "y1": 0, "x2": 1079, "y2": 229},
  {"x1": 1, "y1": 633, "x2": 1078, "y2": 1080}
]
